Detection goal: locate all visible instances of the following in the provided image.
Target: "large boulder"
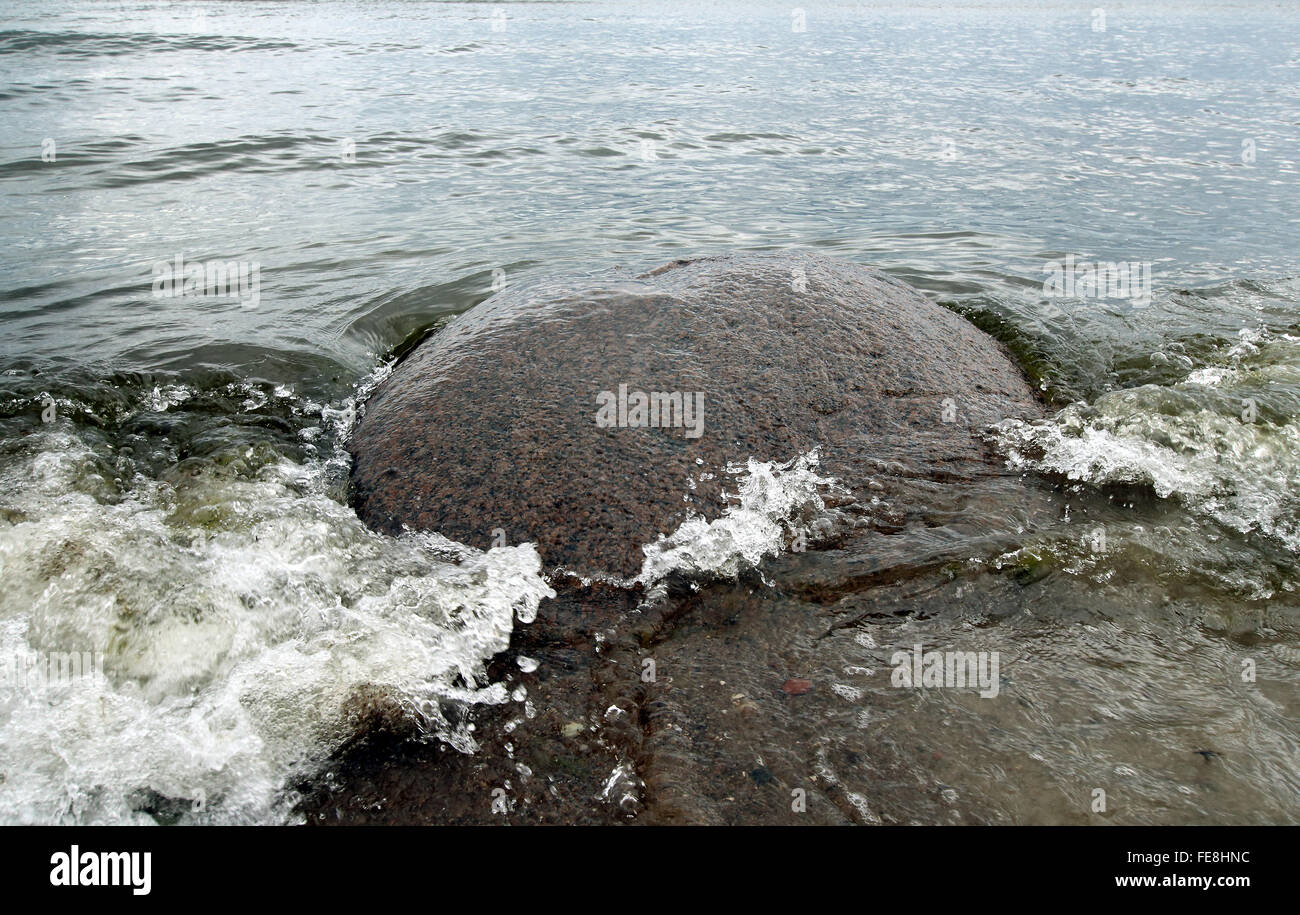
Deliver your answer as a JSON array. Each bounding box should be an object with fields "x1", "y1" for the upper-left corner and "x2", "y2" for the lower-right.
[{"x1": 348, "y1": 253, "x2": 1042, "y2": 579}]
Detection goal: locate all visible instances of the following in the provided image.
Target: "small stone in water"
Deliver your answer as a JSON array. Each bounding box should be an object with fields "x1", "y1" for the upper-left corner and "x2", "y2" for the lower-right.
[{"x1": 782, "y1": 678, "x2": 812, "y2": 695}]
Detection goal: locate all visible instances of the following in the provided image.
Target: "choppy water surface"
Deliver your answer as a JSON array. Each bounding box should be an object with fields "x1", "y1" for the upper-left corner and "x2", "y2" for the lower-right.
[{"x1": 0, "y1": 0, "x2": 1297, "y2": 823}]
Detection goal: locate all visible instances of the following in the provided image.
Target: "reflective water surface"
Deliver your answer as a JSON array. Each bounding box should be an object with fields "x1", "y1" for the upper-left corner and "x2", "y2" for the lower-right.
[{"x1": 0, "y1": 0, "x2": 1297, "y2": 823}]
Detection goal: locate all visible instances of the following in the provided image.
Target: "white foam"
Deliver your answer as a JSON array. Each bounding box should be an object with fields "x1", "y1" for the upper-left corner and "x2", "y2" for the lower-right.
[
  {"x1": 634, "y1": 451, "x2": 841, "y2": 591},
  {"x1": 0, "y1": 427, "x2": 553, "y2": 825},
  {"x1": 991, "y1": 330, "x2": 1300, "y2": 551}
]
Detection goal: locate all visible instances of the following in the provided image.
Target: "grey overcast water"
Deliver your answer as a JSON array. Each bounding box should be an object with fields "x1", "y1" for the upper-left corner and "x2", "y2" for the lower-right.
[{"x1": 0, "y1": 0, "x2": 1298, "y2": 824}]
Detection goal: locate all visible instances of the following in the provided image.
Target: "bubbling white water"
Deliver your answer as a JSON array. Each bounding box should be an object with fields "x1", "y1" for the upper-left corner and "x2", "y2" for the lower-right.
[
  {"x1": 0, "y1": 425, "x2": 553, "y2": 825},
  {"x1": 635, "y1": 451, "x2": 841, "y2": 595},
  {"x1": 991, "y1": 329, "x2": 1300, "y2": 552}
]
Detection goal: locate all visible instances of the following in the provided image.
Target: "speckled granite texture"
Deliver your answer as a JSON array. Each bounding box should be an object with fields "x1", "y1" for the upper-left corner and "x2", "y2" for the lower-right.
[{"x1": 348, "y1": 252, "x2": 1043, "y2": 579}]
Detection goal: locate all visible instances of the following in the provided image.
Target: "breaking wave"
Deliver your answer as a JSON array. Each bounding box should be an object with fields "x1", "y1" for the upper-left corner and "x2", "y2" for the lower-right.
[
  {"x1": 635, "y1": 451, "x2": 842, "y2": 596},
  {"x1": 991, "y1": 328, "x2": 1300, "y2": 552},
  {"x1": 0, "y1": 372, "x2": 552, "y2": 825}
]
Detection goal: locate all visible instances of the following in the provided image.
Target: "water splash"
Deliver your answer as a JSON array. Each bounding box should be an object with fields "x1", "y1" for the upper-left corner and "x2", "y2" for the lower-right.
[
  {"x1": 991, "y1": 329, "x2": 1300, "y2": 552},
  {"x1": 0, "y1": 413, "x2": 552, "y2": 825},
  {"x1": 635, "y1": 451, "x2": 841, "y2": 593}
]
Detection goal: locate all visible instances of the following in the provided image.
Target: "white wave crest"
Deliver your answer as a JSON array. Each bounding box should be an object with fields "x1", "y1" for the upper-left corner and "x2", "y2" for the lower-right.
[
  {"x1": 0, "y1": 428, "x2": 553, "y2": 825},
  {"x1": 991, "y1": 382, "x2": 1300, "y2": 551},
  {"x1": 635, "y1": 451, "x2": 840, "y2": 591}
]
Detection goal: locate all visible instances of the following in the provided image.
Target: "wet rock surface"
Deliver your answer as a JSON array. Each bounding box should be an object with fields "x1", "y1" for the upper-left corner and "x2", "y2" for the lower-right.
[
  {"x1": 300, "y1": 477, "x2": 1069, "y2": 826},
  {"x1": 306, "y1": 253, "x2": 1073, "y2": 825},
  {"x1": 348, "y1": 252, "x2": 1043, "y2": 580},
  {"x1": 305, "y1": 252, "x2": 1290, "y2": 824}
]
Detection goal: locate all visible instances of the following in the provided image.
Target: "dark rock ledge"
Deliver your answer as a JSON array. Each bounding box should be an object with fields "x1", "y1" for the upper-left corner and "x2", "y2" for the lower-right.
[{"x1": 300, "y1": 253, "x2": 1046, "y2": 825}]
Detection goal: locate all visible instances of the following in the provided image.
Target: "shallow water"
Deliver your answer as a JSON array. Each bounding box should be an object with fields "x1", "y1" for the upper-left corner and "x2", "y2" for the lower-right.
[{"x1": 0, "y1": 0, "x2": 1297, "y2": 823}]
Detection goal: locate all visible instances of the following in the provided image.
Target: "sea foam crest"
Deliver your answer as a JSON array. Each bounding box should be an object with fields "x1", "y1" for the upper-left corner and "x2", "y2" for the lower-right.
[
  {"x1": 635, "y1": 450, "x2": 840, "y2": 591},
  {"x1": 0, "y1": 427, "x2": 553, "y2": 825},
  {"x1": 990, "y1": 330, "x2": 1300, "y2": 551}
]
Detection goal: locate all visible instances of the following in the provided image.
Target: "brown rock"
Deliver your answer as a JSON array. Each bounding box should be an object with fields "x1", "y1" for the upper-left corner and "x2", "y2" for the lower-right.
[
  {"x1": 348, "y1": 252, "x2": 1042, "y2": 579},
  {"x1": 782, "y1": 678, "x2": 813, "y2": 696}
]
